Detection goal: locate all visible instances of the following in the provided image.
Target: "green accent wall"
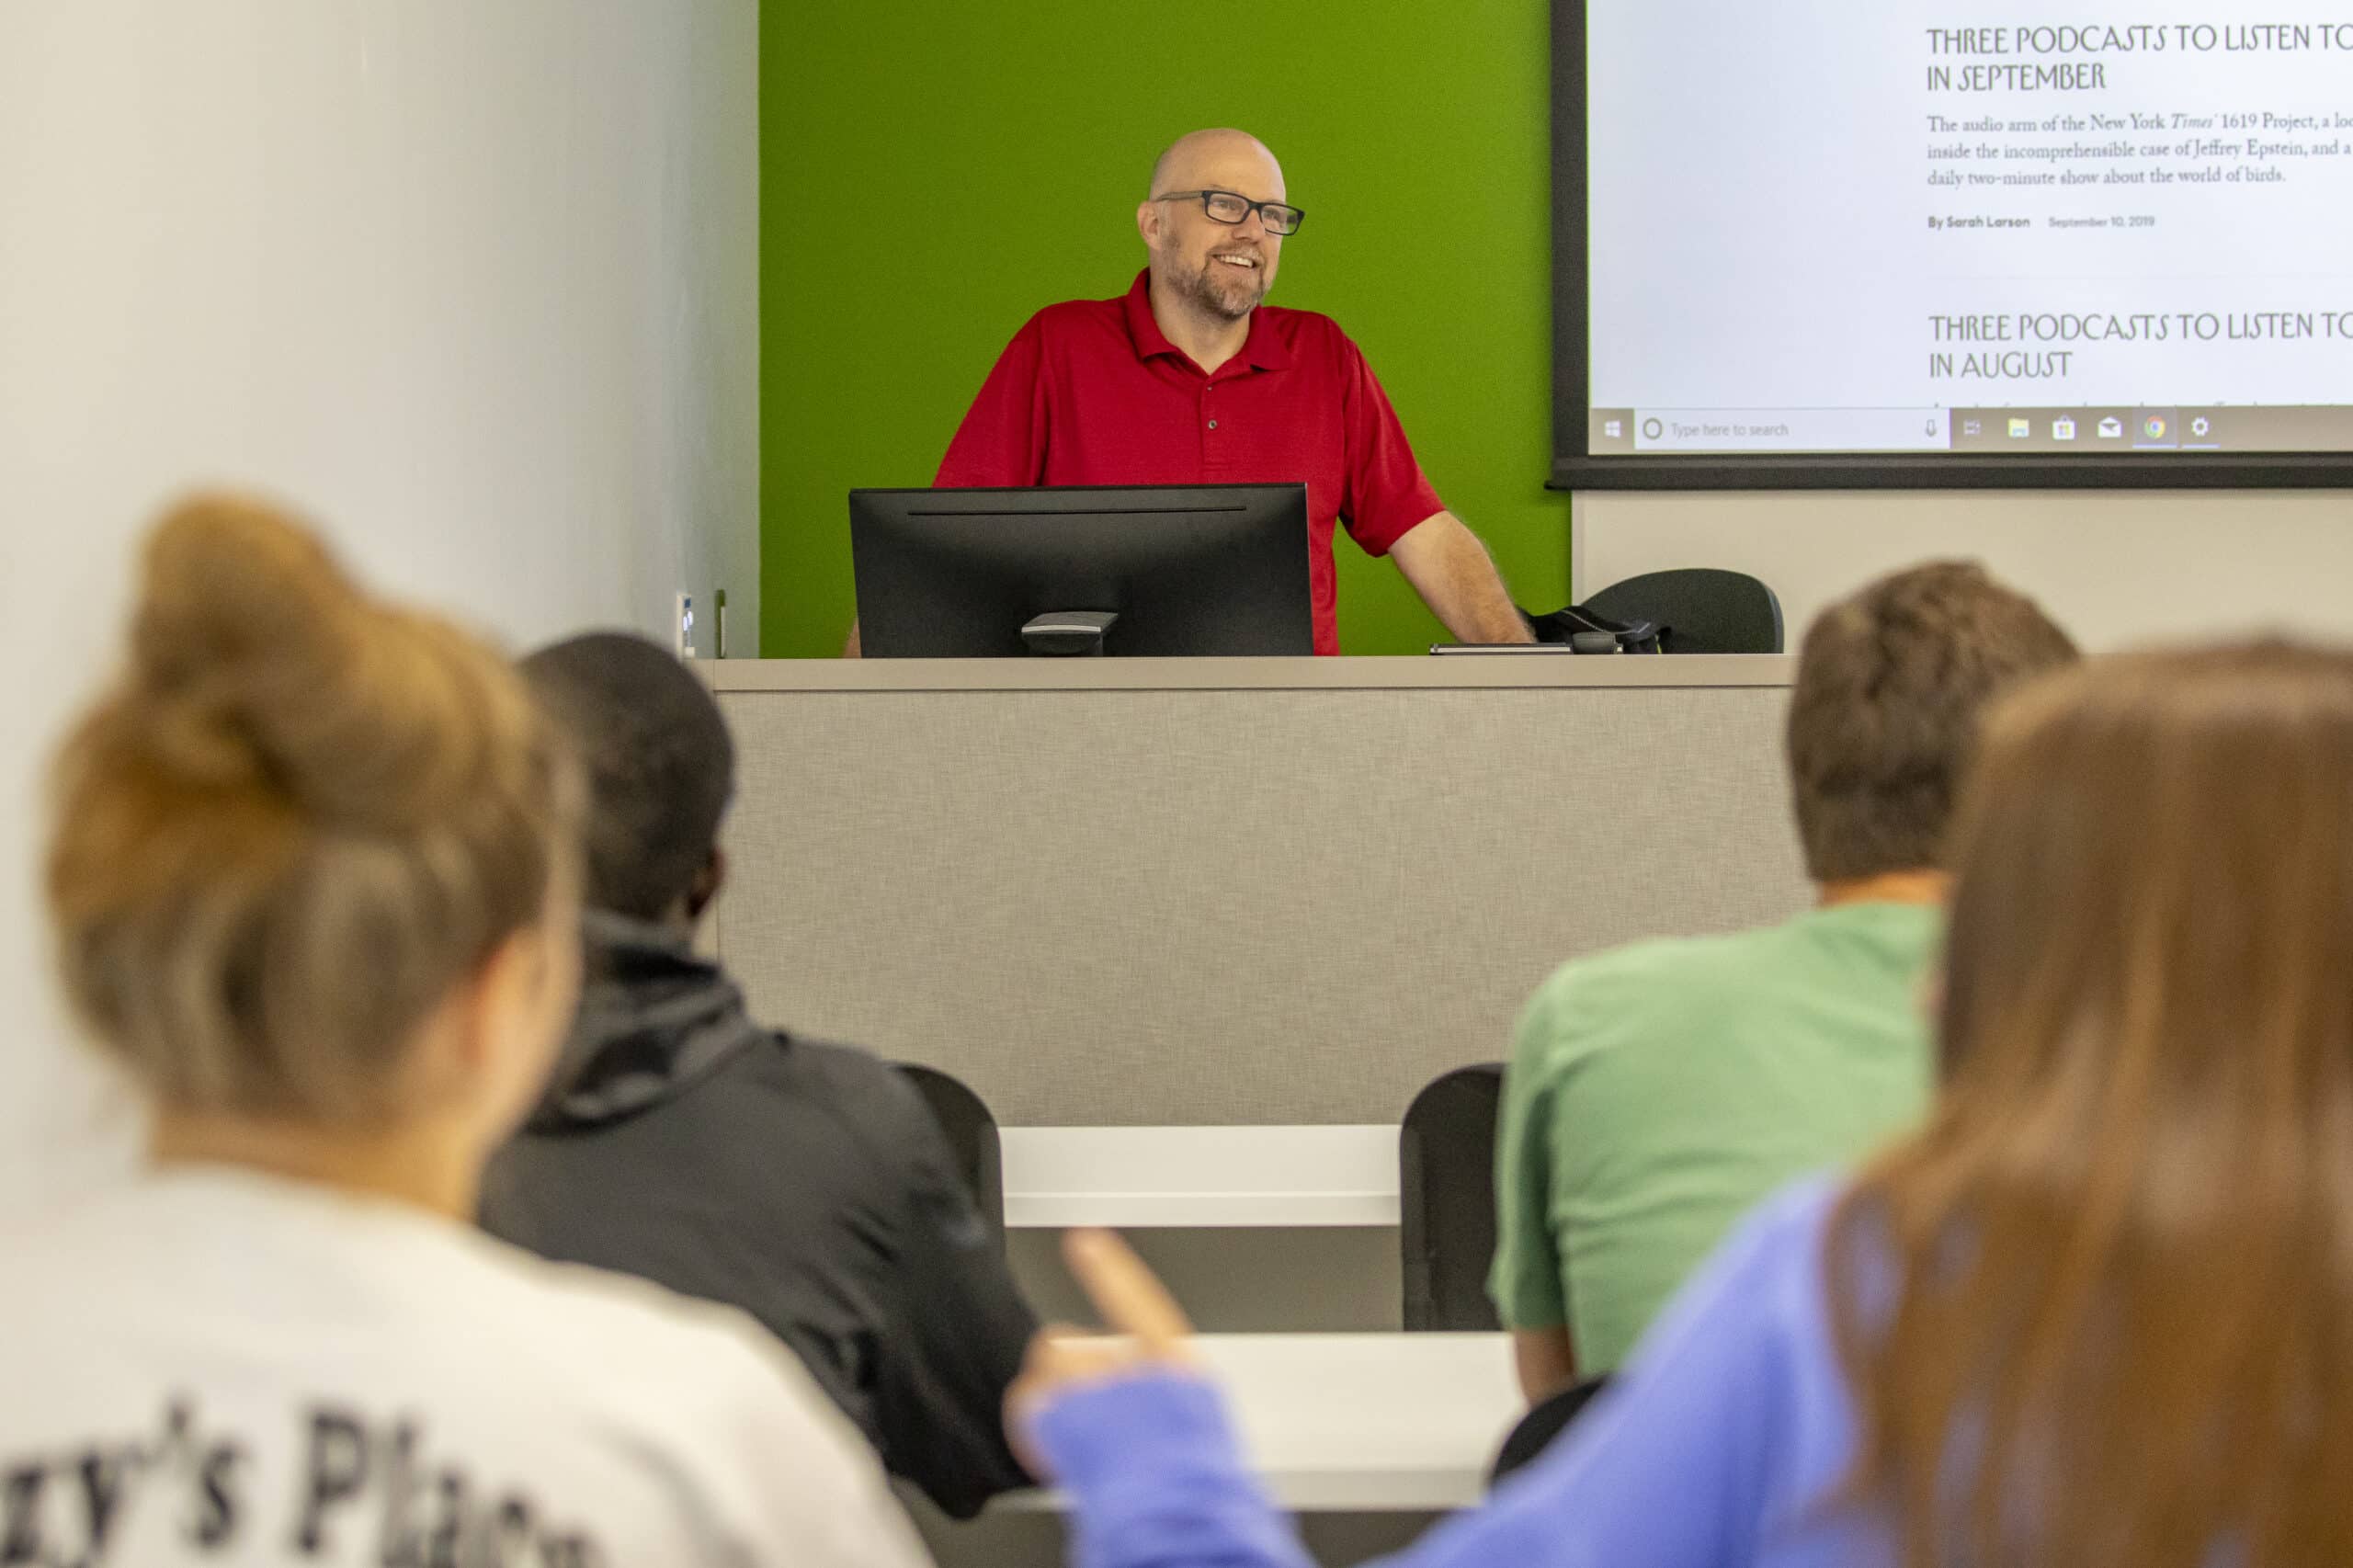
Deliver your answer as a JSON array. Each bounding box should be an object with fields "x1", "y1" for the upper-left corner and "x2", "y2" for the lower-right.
[{"x1": 759, "y1": 0, "x2": 1567, "y2": 657}]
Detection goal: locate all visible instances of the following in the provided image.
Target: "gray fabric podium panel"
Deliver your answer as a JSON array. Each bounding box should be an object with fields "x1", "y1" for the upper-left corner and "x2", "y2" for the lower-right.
[{"x1": 708, "y1": 658, "x2": 1807, "y2": 1128}]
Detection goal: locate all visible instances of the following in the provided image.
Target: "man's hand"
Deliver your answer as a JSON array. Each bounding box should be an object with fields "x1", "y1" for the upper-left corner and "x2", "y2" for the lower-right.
[
  {"x1": 1389, "y1": 511, "x2": 1535, "y2": 644},
  {"x1": 1003, "y1": 1229, "x2": 1201, "y2": 1481}
]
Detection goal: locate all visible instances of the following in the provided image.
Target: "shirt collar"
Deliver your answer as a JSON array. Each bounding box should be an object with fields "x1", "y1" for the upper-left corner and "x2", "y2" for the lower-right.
[{"x1": 1121, "y1": 268, "x2": 1295, "y2": 375}]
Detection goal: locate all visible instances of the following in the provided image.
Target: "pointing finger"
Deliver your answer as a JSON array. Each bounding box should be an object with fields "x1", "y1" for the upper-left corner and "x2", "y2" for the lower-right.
[{"x1": 1062, "y1": 1228, "x2": 1195, "y2": 1355}]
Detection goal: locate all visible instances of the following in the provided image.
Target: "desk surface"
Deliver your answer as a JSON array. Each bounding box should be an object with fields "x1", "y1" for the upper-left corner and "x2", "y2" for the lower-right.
[
  {"x1": 707, "y1": 653, "x2": 1793, "y2": 694},
  {"x1": 1008, "y1": 1333, "x2": 1520, "y2": 1514}
]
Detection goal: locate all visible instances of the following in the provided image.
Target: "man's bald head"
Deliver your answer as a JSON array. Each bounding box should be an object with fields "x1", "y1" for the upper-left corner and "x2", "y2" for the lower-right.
[
  {"x1": 1138, "y1": 130, "x2": 1290, "y2": 326},
  {"x1": 1148, "y1": 129, "x2": 1285, "y2": 201}
]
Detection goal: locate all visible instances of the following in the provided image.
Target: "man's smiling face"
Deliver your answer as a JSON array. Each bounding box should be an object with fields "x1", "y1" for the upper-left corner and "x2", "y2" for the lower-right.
[{"x1": 1141, "y1": 131, "x2": 1287, "y2": 322}]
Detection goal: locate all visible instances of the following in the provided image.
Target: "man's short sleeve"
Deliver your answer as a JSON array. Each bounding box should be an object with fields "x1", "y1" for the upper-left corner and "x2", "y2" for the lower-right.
[
  {"x1": 1336, "y1": 335, "x2": 1446, "y2": 558},
  {"x1": 1489, "y1": 982, "x2": 1571, "y2": 1328},
  {"x1": 936, "y1": 315, "x2": 1052, "y2": 487}
]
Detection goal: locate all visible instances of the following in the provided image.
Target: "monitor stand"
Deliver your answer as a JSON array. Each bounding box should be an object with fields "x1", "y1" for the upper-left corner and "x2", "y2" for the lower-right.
[{"x1": 1021, "y1": 610, "x2": 1120, "y2": 656}]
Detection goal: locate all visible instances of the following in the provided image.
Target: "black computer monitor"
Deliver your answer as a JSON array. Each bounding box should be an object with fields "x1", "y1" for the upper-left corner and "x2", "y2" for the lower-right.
[{"x1": 849, "y1": 483, "x2": 1313, "y2": 657}]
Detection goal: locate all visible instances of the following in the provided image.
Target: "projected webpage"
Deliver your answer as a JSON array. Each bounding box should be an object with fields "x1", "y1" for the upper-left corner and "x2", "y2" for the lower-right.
[{"x1": 1586, "y1": 2, "x2": 2353, "y2": 457}]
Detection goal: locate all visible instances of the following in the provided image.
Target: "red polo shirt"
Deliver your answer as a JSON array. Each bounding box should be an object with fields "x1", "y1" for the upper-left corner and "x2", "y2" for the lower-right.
[{"x1": 934, "y1": 270, "x2": 1448, "y2": 655}]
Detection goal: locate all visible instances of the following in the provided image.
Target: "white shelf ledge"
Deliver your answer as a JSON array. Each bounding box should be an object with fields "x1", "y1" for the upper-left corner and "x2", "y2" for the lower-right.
[{"x1": 999, "y1": 1125, "x2": 1401, "y2": 1229}]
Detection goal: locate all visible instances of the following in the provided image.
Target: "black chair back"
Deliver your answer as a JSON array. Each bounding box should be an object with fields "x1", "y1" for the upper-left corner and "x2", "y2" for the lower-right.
[
  {"x1": 1489, "y1": 1375, "x2": 1614, "y2": 1486},
  {"x1": 1580, "y1": 568, "x2": 1784, "y2": 653},
  {"x1": 893, "y1": 1062, "x2": 1006, "y2": 1239},
  {"x1": 1399, "y1": 1063, "x2": 1506, "y2": 1332}
]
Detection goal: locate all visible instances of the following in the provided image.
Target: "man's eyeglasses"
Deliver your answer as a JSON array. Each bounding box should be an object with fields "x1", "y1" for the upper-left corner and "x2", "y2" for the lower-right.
[{"x1": 1153, "y1": 189, "x2": 1306, "y2": 236}]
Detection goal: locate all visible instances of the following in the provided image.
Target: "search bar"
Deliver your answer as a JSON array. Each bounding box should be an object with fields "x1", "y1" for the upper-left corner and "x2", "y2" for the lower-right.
[{"x1": 1632, "y1": 409, "x2": 1949, "y2": 453}]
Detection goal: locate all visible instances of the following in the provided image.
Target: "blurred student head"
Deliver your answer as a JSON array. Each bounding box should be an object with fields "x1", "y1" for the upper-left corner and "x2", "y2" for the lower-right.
[
  {"x1": 45, "y1": 494, "x2": 583, "y2": 1202},
  {"x1": 518, "y1": 631, "x2": 733, "y2": 928},
  {"x1": 1834, "y1": 640, "x2": 2353, "y2": 1567},
  {"x1": 1786, "y1": 562, "x2": 2078, "y2": 888}
]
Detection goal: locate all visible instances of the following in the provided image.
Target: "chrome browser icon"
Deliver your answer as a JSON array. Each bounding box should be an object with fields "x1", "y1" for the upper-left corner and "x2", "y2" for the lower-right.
[{"x1": 2143, "y1": 415, "x2": 2168, "y2": 441}]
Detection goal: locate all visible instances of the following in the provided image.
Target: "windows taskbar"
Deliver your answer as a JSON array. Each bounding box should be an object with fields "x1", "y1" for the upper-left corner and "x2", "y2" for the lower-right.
[{"x1": 1585, "y1": 405, "x2": 2353, "y2": 456}]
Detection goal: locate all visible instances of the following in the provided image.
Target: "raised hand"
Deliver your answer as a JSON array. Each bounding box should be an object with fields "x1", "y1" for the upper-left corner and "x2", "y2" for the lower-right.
[{"x1": 1004, "y1": 1229, "x2": 1202, "y2": 1480}]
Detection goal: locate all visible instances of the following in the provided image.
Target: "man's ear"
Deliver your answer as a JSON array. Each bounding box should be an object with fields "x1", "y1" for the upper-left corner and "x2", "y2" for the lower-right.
[
  {"x1": 684, "y1": 848, "x2": 728, "y2": 923},
  {"x1": 1137, "y1": 200, "x2": 1160, "y2": 248}
]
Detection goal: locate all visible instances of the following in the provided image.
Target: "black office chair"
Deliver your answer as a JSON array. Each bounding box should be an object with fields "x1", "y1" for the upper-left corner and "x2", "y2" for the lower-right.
[
  {"x1": 1580, "y1": 568, "x2": 1784, "y2": 653},
  {"x1": 1399, "y1": 1063, "x2": 1506, "y2": 1332},
  {"x1": 1489, "y1": 1375, "x2": 1615, "y2": 1487},
  {"x1": 892, "y1": 1062, "x2": 1007, "y2": 1241}
]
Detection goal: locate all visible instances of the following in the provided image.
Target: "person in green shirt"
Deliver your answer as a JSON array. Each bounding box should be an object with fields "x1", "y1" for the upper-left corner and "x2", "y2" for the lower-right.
[{"x1": 1490, "y1": 561, "x2": 2079, "y2": 1401}]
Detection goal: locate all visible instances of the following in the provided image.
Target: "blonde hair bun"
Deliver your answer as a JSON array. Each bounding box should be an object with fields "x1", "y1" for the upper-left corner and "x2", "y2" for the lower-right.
[
  {"x1": 123, "y1": 493, "x2": 507, "y2": 834},
  {"x1": 48, "y1": 492, "x2": 580, "y2": 1121}
]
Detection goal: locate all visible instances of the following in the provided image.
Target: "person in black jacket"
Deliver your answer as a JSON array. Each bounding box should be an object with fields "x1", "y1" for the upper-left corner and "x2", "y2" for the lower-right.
[{"x1": 479, "y1": 631, "x2": 1039, "y2": 1519}]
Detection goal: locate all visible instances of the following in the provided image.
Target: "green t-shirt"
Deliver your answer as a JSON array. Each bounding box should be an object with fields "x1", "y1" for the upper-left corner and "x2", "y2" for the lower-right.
[{"x1": 1488, "y1": 902, "x2": 1940, "y2": 1373}]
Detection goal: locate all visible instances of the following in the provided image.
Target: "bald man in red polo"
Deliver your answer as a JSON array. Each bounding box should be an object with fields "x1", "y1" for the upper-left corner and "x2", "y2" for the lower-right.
[{"x1": 847, "y1": 129, "x2": 1532, "y2": 656}]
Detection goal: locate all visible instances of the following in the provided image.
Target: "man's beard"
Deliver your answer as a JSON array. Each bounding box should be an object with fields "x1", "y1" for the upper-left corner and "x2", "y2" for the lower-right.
[{"x1": 1166, "y1": 245, "x2": 1267, "y2": 321}]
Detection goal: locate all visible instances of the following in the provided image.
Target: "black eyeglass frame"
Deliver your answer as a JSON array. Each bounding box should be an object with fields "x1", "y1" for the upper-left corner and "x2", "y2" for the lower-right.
[{"x1": 1152, "y1": 189, "x2": 1307, "y2": 236}]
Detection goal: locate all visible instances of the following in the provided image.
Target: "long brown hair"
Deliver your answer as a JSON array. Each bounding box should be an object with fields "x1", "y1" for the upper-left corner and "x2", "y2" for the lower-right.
[
  {"x1": 46, "y1": 494, "x2": 580, "y2": 1124},
  {"x1": 1829, "y1": 641, "x2": 2353, "y2": 1568}
]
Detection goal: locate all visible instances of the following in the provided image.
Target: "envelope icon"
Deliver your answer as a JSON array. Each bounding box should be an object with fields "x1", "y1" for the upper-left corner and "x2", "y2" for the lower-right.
[{"x1": 2097, "y1": 416, "x2": 2124, "y2": 438}]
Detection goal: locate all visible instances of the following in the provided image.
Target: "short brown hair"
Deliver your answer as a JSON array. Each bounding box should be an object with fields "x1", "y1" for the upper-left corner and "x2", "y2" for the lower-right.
[
  {"x1": 45, "y1": 494, "x2": 581, "y2": 1123},
  {"x1": 1786, "y1": 562, "x2": 2076, "y2": 882}
]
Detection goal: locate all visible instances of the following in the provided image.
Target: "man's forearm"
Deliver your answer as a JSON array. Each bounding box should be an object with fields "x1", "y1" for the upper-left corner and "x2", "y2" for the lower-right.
[
  {"x1": 1391, "y1": 511, "x2": 1534, "y2": 643},
  {"x1": 1512, "y1": 1326, "x2": 1579, "y2": 1404}
]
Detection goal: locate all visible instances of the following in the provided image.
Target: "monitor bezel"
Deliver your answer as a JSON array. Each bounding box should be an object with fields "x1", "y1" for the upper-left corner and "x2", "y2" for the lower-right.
[{"x1": 848, "y1": 482, "x2": 1316, "y2": 658}]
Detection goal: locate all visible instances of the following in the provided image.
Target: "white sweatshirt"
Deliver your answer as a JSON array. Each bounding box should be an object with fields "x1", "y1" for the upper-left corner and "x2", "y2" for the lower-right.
[{"x1": 0, "y1": 1164, "x2": 937, "y2": 1567}]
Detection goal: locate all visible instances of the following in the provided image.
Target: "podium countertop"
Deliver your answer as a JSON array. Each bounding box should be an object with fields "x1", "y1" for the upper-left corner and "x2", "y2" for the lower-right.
[{"x1": 704, "y1": 653, "x2": 1794, "y2": 694}]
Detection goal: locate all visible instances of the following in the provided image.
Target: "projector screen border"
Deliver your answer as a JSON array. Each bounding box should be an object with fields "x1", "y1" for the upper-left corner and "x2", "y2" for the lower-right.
[{"x1": 1547, "y1": 0, "x2": 2353, "y2": 494}]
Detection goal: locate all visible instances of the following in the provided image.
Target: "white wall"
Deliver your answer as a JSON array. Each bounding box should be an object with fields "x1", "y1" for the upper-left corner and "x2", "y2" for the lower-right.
[
  {"x1": 1576, "y1": 491, "x2": 2353, "y2": 650},
  {"x1": 0, "y1": 0, "x2": 760, "y2": 1213}
]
